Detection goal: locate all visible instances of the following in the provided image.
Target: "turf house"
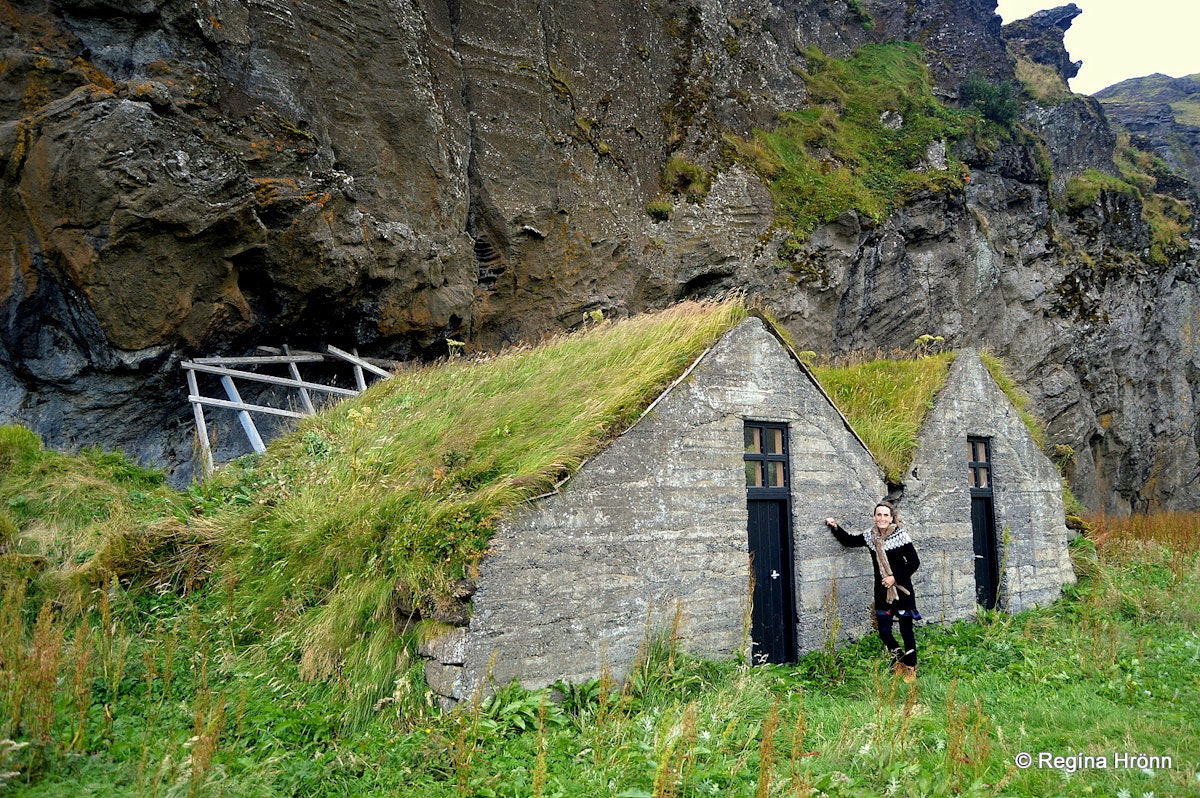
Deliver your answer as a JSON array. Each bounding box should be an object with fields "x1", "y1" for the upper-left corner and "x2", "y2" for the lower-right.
[{"x1": 389, "y1": 302, "x2": 1078, "y2": 704}]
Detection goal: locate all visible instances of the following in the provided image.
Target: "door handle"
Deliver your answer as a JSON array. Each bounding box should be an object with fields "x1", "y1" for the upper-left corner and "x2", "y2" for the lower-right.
[{"x1": 771, "y1": 570, "x2": 780, "y2": 579}]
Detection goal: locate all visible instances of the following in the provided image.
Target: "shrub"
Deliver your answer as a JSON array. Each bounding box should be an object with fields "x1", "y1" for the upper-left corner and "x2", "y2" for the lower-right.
[
  {"x1": 646, "y1": 199, "x2": 674, "y2": 221},
  {"x1": 960, "y1": 72, "x2": 1019, "y2": 127}
]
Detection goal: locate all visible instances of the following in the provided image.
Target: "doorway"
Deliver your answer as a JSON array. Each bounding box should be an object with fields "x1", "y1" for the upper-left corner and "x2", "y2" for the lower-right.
[
  {"x1": 968, "y1": 436, "x2": 1000, "y2": 609},
  {"x1": 744, "y1": 422, "x2": 797, "y2": 664}
]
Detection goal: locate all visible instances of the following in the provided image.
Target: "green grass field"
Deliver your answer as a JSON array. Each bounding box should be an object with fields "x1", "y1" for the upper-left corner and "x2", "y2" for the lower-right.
[{"x1": 3, "y1": 513, "x2": 1197, "y2": 797}]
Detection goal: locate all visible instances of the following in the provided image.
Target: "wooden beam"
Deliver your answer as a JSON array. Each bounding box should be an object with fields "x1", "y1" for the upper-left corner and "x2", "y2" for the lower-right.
[
  {"x1": 186, "y1": 368, "x2": 214, "y2": 478},
  {"x1": 191, "y1": 354, "x2": 326, "y2": 366},
  {"x1": 220, "y1": 376, "x2": 266, "y2": 453},
  {"x1": 326, "y1": 345, "x2": 391, "y2": 379},
  {"x1": 283, "y1": 344, "x2": 316, "y2": 415},
  {"x1": 188, "y1": 395, "x2": 310, "y2": 420},
  {"x1": 181, "y1": 362, "x2": 359, "y2": 397}
]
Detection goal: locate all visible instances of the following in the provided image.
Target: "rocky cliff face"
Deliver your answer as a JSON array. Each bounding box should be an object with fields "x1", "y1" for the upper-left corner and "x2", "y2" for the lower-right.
[
  {"x1": 1095, "y1": 73, "x2": 1200, "y2": 202},
  {"x1": 1, "y1": 0, "x2": 1197, "y2": 511}
]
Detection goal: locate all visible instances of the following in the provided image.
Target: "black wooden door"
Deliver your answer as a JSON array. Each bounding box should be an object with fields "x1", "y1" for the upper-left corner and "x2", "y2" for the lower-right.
[
  {"x1": 744, "y1": 422, "x2": 796, "y2": 664},
  {"x1": 969, "y1": 437, "x2": 1000, "y2": 609},
  {"x1": 747, "y1": 498, "x2": 795, "y2": 663},
  {"x1": 971, "y1": 495, "x2": 999, "y2": 608}
]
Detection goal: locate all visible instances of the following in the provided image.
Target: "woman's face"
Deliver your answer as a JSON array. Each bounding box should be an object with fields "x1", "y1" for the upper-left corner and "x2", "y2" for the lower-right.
[{"x1": 874, "y1": 505, "x2": 893, "y2": 530}]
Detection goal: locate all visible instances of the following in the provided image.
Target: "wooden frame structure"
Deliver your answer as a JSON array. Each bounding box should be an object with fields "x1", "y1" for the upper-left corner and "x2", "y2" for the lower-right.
[{"x1": 183, "y1": 345, "x2": 391, "y2": 477}]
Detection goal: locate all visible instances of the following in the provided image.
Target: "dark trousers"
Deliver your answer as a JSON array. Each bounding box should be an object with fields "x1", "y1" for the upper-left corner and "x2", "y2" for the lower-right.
[{"x1": 877, "y1": 612, "x2": 917, "y2": 666}]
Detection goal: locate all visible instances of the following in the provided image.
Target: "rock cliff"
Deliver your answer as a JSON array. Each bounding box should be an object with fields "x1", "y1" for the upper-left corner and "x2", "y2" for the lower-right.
[{"x1": 1, "y1": 0, "x2": 1197, "y2": 511}]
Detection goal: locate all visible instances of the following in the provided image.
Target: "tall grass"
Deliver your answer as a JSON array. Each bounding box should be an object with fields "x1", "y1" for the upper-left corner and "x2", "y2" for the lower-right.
[{"x1": 812, "y1": 352, "x2": 956, "y2": 483}]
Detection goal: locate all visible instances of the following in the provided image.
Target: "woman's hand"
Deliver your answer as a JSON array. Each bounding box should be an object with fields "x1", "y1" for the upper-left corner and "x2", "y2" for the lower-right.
[
  {"x1": 825, "y1": 517, "x2": 837, "y2": 528},
  {"x1": 881, "y1": 576, "x2": 895, "y2": 588}
]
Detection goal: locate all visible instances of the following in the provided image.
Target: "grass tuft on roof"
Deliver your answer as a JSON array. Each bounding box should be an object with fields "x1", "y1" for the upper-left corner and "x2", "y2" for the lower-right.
[
  {"x1": 213, "y1": 299, "x2": 749, "y2": 722},
  {"x1": 811, "y1": 352, "x2": 956, "y2": 484},
  {"x1": 979, "y1": 351, "x2": 1047, "y2": 448}
]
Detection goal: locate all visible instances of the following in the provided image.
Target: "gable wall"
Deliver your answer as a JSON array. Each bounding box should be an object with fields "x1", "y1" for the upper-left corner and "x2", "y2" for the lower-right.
[
  {"x1": 437, "y1": 318, "x2": 886, "y2": 699},
  {"x1": 904, "y1": 352, "x2": 1076, "y2": 622}
]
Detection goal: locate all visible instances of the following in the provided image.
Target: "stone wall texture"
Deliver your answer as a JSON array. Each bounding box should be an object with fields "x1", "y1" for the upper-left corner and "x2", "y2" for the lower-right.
[
  {"x1": 427, "y1": 317, "x2": 888, "y2": 699},
  {"x1": 905, "y1": 351, "x2": 1076, "y2": 621}
]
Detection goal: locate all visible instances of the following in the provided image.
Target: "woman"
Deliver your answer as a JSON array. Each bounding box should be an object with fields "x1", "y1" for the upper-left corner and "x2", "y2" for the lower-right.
[{"x1": 825, "y1": 501, "x2": 921, "y2": 680}]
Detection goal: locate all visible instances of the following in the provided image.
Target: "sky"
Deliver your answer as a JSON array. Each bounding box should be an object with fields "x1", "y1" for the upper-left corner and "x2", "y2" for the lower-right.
[{"x1": 995, "y1": 0, "x2": 1200, "y2": 95}]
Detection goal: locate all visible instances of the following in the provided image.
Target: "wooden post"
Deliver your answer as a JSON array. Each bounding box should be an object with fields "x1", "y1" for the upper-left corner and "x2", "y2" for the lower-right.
[
  {"x1": 283, "y1": 344, "x2": 316, "y2": 415},
  {"x1": 187, "y1": 368, "x2": 214, "y2": 478},
  {"x1": 351, "y1": 348, "x2": 366, "y2": 392},
  {"x1": 220, "y1": 375, "x2": 266, "y2": 453}
]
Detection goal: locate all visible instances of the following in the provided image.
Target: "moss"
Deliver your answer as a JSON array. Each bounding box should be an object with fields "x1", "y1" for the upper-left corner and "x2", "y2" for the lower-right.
[
  {"x1": 727, "y1": 42, "x2": 970, "y2": 241},
  {"x1": 661, "y1": 155, "x2": 712, "y2": 202}
]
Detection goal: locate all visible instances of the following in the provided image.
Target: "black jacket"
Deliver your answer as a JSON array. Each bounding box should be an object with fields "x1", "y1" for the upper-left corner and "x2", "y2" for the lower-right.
[{"x1": 830, "y1": 523, "x2": 921, "y2": 615}]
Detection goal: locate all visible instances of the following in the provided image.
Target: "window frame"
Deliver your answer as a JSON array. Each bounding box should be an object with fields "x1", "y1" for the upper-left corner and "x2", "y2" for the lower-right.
[
  {"x1": 968, "y1": 435, "x2": 994, "y2": 495},
  {"x1": 744, "y1": 421, "x2": 790, "y2": 498}
]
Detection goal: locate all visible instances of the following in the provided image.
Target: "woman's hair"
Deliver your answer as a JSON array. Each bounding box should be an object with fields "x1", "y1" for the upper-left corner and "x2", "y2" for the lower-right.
[{"x1": 874, "y1": 500, "x2": 899, "y2": 527}]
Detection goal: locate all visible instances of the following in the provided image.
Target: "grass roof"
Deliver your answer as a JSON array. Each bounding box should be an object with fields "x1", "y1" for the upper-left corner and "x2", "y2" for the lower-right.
[{"x1": 811, "y1": 353, "x2": 956, "y2": 484}]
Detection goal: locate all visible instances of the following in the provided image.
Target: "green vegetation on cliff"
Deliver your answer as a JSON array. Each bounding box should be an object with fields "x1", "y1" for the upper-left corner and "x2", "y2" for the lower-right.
[
  {"x1": 1064, "y1": 137, "x2": 1192, "y2": 266},
  {"x1": 726, "y1": 42, "x2": 969, "y2": 241}
]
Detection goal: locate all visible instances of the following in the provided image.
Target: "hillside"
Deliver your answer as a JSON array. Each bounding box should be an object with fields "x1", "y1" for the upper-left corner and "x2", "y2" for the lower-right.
[
  {"x1": 1095, "y1": 73, "x2": 1200, "y2": 199},
  {"x1": 0, "y1": 0, "x2": 1197, "y2": 515},
  {"x1": 2, "y1": 419, "x2": 1197, "y2": 793}
]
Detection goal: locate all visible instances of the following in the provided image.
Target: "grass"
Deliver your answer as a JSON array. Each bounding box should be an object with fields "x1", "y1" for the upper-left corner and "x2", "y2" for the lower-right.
[
  {"x1": 2, "y1": 507, "x2": 1197, "y2": 796},
  {"x1": 2, "y1": 303, "x2": 1197, "y2": 795},
  {"x1": 811, "y1": 352, "x2": 956, "y2": 484},
  {"x1": 1012, "y1": 58, "x2": 1072, "y2": 104},
  {"x1": 1064, "y1": 135, "x2": 1192, "y2": 266},
  {"x1": 725, "y1": 42, "x2": 970, "y2": 241},
  {"x1": 978, "y1": 352, "x2": 1047, "y2": 449}
]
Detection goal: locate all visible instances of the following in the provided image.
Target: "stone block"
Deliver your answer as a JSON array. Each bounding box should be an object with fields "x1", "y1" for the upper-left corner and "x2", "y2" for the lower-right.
[{"x1": 419, "y1": 627, "x2": 470, "y2": 664}]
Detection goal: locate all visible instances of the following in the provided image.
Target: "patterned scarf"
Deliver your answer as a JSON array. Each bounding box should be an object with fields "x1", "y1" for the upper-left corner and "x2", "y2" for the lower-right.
[{"x1": 871, "y1": 523, "x2": 911, "y2": 605}]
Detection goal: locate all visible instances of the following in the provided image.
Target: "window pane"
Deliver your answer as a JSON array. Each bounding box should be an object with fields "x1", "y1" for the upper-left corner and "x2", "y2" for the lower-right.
[
  {"x1": 978, "y1": 467, "x2": 989, "y2": 488},
  {"x1": 767, "y1": 461, "x2": 785, "y2": 488},
  {"x1": 766, "y1": 428, "x2": 784, "y2": 455},
  {"x1": 745, "y1": 462, "x2": 763, "y2": 487},
  {"x1": 968, "y1": 466, "x2": 977, "y2": 487},
  {"x1": 745, "y1": 426, "x2": 761, "y2": 454}
]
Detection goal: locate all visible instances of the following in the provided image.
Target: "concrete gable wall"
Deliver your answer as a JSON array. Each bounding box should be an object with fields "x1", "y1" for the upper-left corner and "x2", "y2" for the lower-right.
[
  {"x1": 439, "y1": 318, "x2": 886, "y2": 699},
  {"x1": 904, "y1": 352, "x2": 1076, "y2": 622}
]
